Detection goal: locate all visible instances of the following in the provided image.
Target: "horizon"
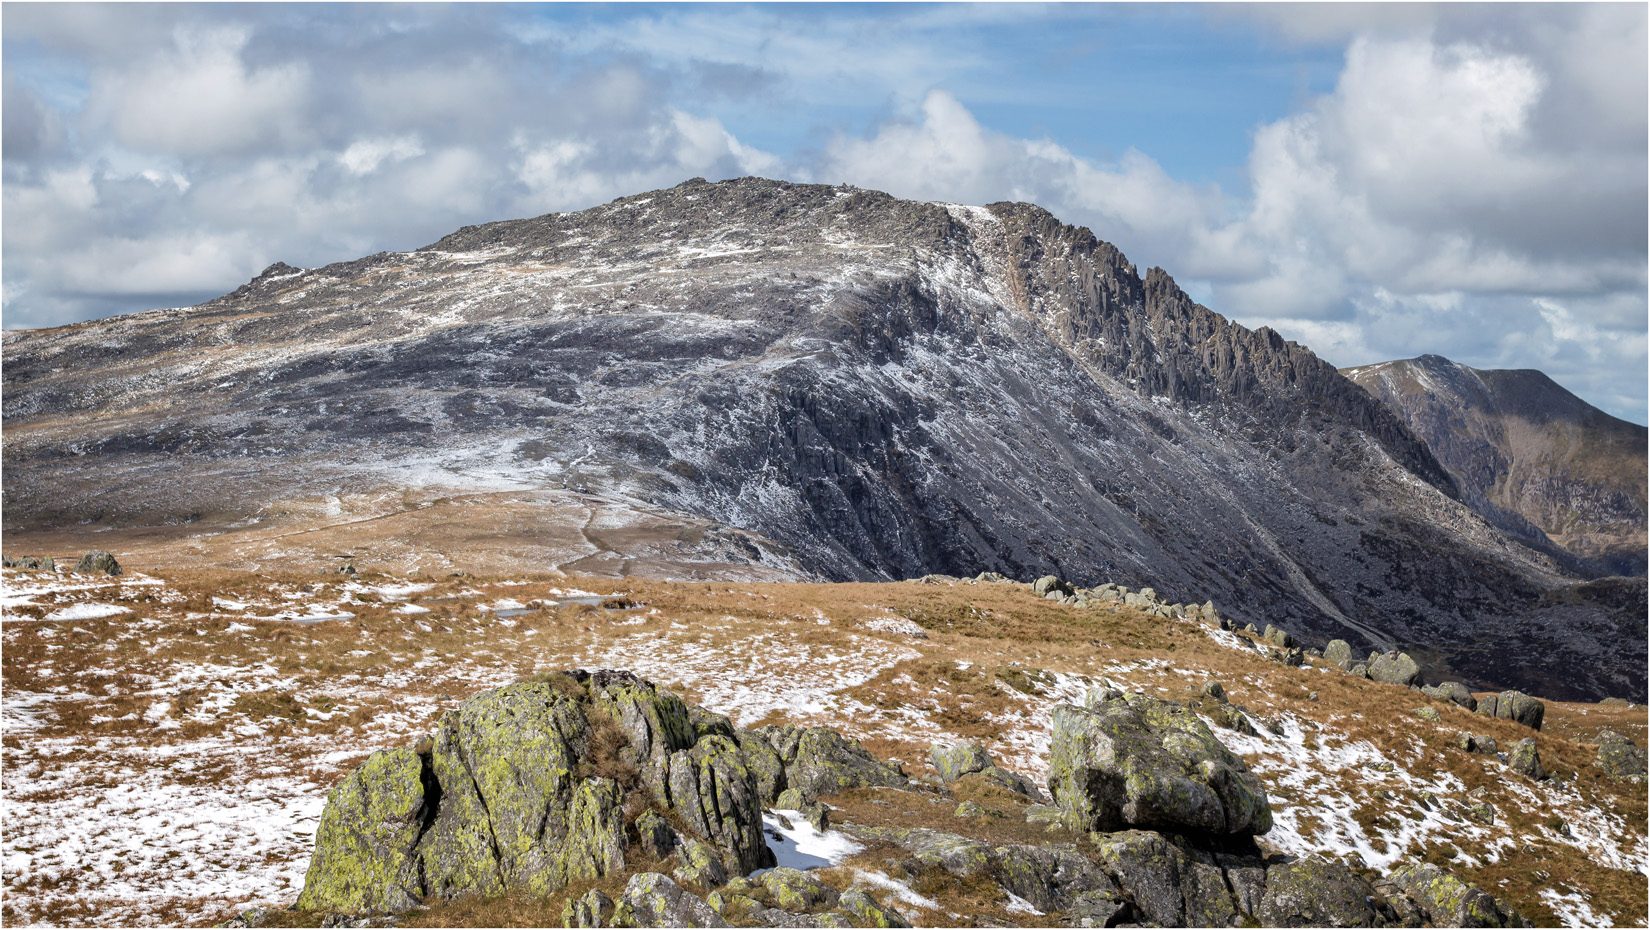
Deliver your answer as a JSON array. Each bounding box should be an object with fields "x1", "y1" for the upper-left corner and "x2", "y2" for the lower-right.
[{"x1": 3, "y1": 2, "x2": 1645, "y2": 422}]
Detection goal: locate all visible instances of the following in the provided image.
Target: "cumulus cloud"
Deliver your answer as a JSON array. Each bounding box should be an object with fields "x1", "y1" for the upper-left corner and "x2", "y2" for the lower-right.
[{"x1": 1, "y1": 4, "x2": 1641, "y2": 420}]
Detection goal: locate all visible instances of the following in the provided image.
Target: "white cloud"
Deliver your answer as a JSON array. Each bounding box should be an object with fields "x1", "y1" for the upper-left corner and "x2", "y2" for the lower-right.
[
  {"x1": 338, "y1": 136, "x2": 425, "y2": 176},
  {"x1": 85, "y1": 26, "x2": 311, "y2": 155}
]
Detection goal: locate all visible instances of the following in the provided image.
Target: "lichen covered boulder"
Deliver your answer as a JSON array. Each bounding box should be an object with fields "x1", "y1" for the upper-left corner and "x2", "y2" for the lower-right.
[
  {"x1": 295, "y1": 747, "x2": 430, "y2": 915},
  {"x1": 1047, "y1": 690, "x2": 1271, "y2": 836},
  {"x1": 1387, "y1": 861, "x2": 1527, "y2": 927},
  {"x1": 1422, "y1": 681, "x2": 1477, "y2": 711},
  {"x1": 1494, "y1": 690, "x2": 1545, "y2": 730},
  {"x1": 612, "y1": 872, "x2": 729, "y2": 928},
  {"x1": 1507, "y1": 738, "x2": 1545, "y2": 780},
  {"x1": 75, "y1": 549, "x2": 121, "y2": 575},
  {"x1": 1596, "y1": 730, "x2": 1648, "y2": 777},
  {"x1": 1367, "y1": 651, "x2": 1421, "y2": 688},
  {"x1": 297, "y1": 671, "x2": 794, "y2": 914},
  {"x1": 748, "y1": 724, "x2": 906, "y2": 801},
  {"x1": 1257, "y1": 857, "x2": 1382, "y2": 927},
  {"x1": 1323, "y1": 639, "x2": 1354, "y2": 668}
]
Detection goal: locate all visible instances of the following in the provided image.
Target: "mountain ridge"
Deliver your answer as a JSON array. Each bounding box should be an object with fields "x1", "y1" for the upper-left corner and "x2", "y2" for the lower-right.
[
  {"x1": 1345, "y1": 353, "x2": 1647, "y2": 577},
  {"x1": 3, "y1": 176, "x2": 1642, "y2": 700}
]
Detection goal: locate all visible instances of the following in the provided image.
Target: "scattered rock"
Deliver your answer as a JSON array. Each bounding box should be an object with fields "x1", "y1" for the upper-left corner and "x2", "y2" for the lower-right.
[
  {"x1": 954, "y1": 801, "x2": 989, "y2": 819},
  {"x1": 1596, "y1": 730, "x2": 1649, "y2": 777},
  {"x1": 1421, "y1": 681, "x2": 1477, "y2": 711},
  {"x1": 75, "y1": 550, "x2": 121, "y2": 575},
  {"x1": 1367, "y1": 651, "x2": 1421, "y2": 688},
  {"x1": 930, "y1": 742, "x2": 992, "y2": 782},
  {"x1": 836, "y1": 890, "x2": 909, "y2": 928},
  {"x1": 1048, "y1": 690, "x2": 1271, "y2": 835},
  {"x1": 563, "y1": 889, "x2": 617, "y2": 928},
  {"x1": 612, "y1": 872, "x2": 728, "y2": 928},
  {"x1": 748, "y1": 724, "x2": 906, "y2": 802},
  {"x1": 1452, "y1": 732, "x2": 1499, "y2": 755},
  {"x1": 1257, "y1": 857, "x2": 1383, "y2": 927},
  {"x1": 1414, "y1": 706, "x2": 1442, "y2": 723},
  {"x1": 1033, "y1": 575, "x2": 1073, "y2": 597},
  {"x1": 1263, "y1": 624, "x2": 1295, "y2": 649},
  {"x1": 1467, "y1": 802, "x2": 1496, "y2": 825},
  {"x1": 1476, "y1": 693, "x2": 1500, "y2": 718},
  {"x1": 1387, "y1": 862, "x2": 1527, "y2": 927},
  {"x1": 1348, "y1": 663, "x2": 1370, "y2": 679},
  {"x1": 1323, "y1": 639, "x2": 1354, "y2": 667},
  {"x1": 1507, "y1": 738, "x2": 1545, "y2": 780},
  {"x1": 1200, "y1": 681, "x2": 1227, "y2": 703},
  {"x1": 1494, "y1": 691, "x2": 1545, "y2": 730}
]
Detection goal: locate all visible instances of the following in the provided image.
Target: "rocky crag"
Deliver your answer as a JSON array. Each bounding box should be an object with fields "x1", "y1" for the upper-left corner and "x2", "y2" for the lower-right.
[
  {"x1": 287, "y1": 671, "x2": 1532, "y2": 928},
  {"x1": 1345, "y1": 354, "x2": 1647, "y2": 577},
  {"x1": 3, "y1": 178, "x2": 1642, "y2": 700}
]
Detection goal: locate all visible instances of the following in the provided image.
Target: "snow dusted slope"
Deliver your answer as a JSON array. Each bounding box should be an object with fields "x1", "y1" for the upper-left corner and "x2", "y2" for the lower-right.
[{"x1": 2, "y1": 178, "x2": 1642, "y2": 699}]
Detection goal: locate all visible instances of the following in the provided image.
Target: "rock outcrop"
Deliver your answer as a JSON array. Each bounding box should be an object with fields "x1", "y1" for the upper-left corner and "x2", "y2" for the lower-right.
[
  {"x1": 1366, "y1": 652, "x2": 1421, "y2": 688},
  {"x1": 1048, "y1": 690, "x2": 1271, "y2": 836},
  {"x1": 299, "y1": 671, "x2": 782, "y2": 913}
]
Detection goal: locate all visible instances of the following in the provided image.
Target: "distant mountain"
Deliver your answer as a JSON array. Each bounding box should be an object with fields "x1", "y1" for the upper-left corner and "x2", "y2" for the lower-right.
[
  {"x1": 4, "y1": 178, "x2": 1643, "y2": 699},
  {"x1": 1345, "y1": 355, "x2": 1647, "y2": 577}
]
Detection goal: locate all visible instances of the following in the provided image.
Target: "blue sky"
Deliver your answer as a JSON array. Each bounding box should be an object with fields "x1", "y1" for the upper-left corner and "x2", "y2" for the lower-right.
[{"x1": 3, "y1": 3, "x2": 1645, "y2": 422}]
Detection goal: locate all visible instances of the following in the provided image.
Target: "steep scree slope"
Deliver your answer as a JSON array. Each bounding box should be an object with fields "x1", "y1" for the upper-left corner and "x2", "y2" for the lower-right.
[
  {"x1": 1345, "y1": 354, "x2": 1647, "y2": 577},
  {"x1": 2, "y1": 178, "x2": 1641, "y2": 699}
]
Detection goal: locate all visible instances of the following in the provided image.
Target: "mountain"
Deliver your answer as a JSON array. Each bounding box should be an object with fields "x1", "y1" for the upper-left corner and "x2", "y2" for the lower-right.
[
  {"x1": 3, "y1": 177, "x2": 1643, "y2": 700},
  {"x1": 1344, "y1": 355, "x2": 1647, "y2": 577}
]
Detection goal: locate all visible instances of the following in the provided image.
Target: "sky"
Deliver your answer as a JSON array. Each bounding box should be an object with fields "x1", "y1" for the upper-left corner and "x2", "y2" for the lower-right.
[{"x1": 3, "y1": 3, "x2": 1646, "y2": 423}]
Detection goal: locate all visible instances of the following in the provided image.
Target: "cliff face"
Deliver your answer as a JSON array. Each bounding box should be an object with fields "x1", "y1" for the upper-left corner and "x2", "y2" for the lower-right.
[
  {"x1": 1346, "y1": 354, "x2": 1647, "y2": 577},
  {"x1": 3, "y1": 177, "x2": 1641, "y2": 699}
]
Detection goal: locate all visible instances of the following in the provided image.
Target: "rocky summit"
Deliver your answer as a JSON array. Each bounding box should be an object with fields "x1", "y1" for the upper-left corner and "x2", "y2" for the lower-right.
[{"x1": 2, "y1": 177, "x2": 1643, "y2": 701}]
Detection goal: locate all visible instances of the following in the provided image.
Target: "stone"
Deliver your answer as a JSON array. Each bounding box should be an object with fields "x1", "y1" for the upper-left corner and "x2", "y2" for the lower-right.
[
  {"x1": 1387, "y1": 862, "x2": 1524, "y2": 927},
  {"x1": 930, "y1": 742, "x2": 991, "y2": 782},
  {"x1": 1468, "y1": 802, "x2": 1496, "y2": 825},
  {"x1": 836, "y1": 890, "x2": 909, "y2": 928},
  {"x1": 1367, "y1": 651, "x2": 1421, "y2": 688},
  {"x1": 1200, "y1": 681, "x2": 1227, "y2": 703},
  {"x1": 1476, "y1": 693, "x2": 1500, "y2": 718},
  {"x1": 1473, "y1": 735, "x2": 1498, "y2": 755},
  {"x1": 635, "y1": 809, "x2": 680, "y2": 860},
  {"x1": 1348, "y1": 663, "x2": 1370, "y2": 679},
  {"x1": 1414, "y1": 706, "x2": 1442, "y2": 723},
  {"x1": 75, "y1": 550, "x2": 121, "y2": 575},
  {"x1": 297, "y1": 747, "x2": 432, "y2": 914},
  {"x1": 1421, "y1": 681, "x2": 1477, "y2": 710},
  {"x1": 1263, "y1": 624, "x2": 1294, "y2": 649},
  {"x1": 954, "y1": 801, "x2": 989, "y2": 818},
  {"x1": 672, "y1": 838, "x2": 730, "y2": 891},
  {"x1": 1257, "y1": 857, "x2": 1382, "y2": 927},
  {"x1": 298, "y1": 672, "x2": 787, "y2": 913},
  {"x1": 1324, "y1": 640, "x2": 1354, "y2": 667},
  {"x1": 612, "y1": 872, "x2": 729, "y2": 928},
  {"x1": 1599, "y1": 697, "x2": 1634, "y2": 707},
  {"x1": 563, "y1": 889, "x2": 617, "y2": 928},
  {"x1": 665, "y1": 735, "x2": 772, "y2": 874},
  {"x1": 1495, "y1": 691, "x2": 1545, "y2": 730},
  {"x1": 750, "y1": 725, "x2": 905, "y2": 801},
  {"x1": 758, "y1": 867, "x2": 840, "y2": 911},
  {"x1": 1091, "y1": 830, "x2": 1234, "y2": 927},
  {"x1": 1507, "y1": 738, "x2": 1544, "y2": 780},
  {"x1": 1047, "y1": 690, "x2": 1271, "y2": 836},
  {"x1": 1033, "y1": 575, "x2": 1072, "y2": 597},
  {"x1": 736, "y1": 731, "x2": 786, "y2": 803},
  {"x1": 993, "y1": 843, "x2": 1124, "y2": 918},
  {"x1": 1596, "y1": 730, "x2": 1648, "y2": 777}
]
